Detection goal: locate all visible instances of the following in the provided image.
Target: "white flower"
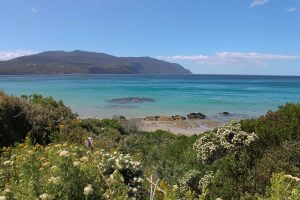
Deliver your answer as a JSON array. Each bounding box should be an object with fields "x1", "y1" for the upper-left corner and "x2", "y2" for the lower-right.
[
  {"x1": 284, "y1": 174, "x2": 300, "y2": 182},
  {"x1": 73, "y1": 161, "x2": 81, "y2": 167},
  {"x1": 80, "y1": 156, "x2": 89, "y2": 162},
  {"x1": 84, "y1": 185, "x2": 94, "y2": 196},
  {"x1": 48, "y1": 176, "x2": 61, "y2": 185},
  {"x1": 132, "y1": 187, "x2": 138, "y2": 193},
  {"x1": 4, "y1": 188, "x2": 10, "y2": 194},
  {"x1": 59, "y1": 150, "x2": 70, "y2": 157},
  {"x1": 51, "y1": 166, "x2": 58, "y2": 172},
  {"x1": 173, "y1": 185, "x2": 178, "y2": 191},
  {"x1": 39, "y1": 193, "x2": 51, "y2": 200},
  {"x1": 3, "y1": 161, "x2": 12, "y2": 166},
  {"x1": 0, "y1": 196, "x2": 7, "y2": 200},
  {"x1": 42, "y1": 162, "x2": 50, "y2": 167}
]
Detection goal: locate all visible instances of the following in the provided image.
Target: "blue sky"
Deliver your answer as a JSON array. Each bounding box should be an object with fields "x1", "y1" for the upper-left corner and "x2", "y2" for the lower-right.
[{"x1": 0, "y1": 0, "x2": 300, "y2": 75}]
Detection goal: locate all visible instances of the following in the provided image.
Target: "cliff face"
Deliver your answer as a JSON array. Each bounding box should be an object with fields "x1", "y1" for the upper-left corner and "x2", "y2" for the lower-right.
[{"x1": 0, "y1": 50, "x2": 192, "y2": 75}]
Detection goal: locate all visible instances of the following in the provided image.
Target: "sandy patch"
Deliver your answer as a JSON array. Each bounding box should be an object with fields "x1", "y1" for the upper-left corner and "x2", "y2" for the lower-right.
[{"x1": 139, "y1": 119, "x2": 222, "y2": 136}]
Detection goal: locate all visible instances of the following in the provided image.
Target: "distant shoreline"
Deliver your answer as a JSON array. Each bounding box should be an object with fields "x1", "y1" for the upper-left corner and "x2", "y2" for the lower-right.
[{"x1": 1, "y1": 74, "x2": 300, "y2": 77}]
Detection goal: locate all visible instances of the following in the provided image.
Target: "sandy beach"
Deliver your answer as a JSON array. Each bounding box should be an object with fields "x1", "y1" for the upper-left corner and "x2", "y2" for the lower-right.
[{"x1": 138, "y1": 118, "x2": 222, "y2": 136}]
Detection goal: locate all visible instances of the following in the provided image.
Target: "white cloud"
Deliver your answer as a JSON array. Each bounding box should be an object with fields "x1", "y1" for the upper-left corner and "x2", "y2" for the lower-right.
[
  {"x1": 158, "y1": 52, "x2": 300, "y2": 66},
  {"x1": 0, "y1": 50, "x2": 36, "y2": 61},
  {"x1": 250, "y1": 0, "x2": 269, "y2": 8},
  {"x1": 287, "y1": 7, "x2": 298, "y2": 12},
  {"x1": 31, "y1": 7, "x2": 38, "y2": 13}
]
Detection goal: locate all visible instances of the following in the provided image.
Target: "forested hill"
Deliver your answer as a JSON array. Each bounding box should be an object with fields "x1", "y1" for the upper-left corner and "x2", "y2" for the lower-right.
[{"x1": 0, "y1": 50, "x2": 192, "y2": 75}]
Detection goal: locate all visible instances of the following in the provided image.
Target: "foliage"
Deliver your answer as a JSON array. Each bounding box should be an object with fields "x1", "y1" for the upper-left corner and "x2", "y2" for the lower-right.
[
  {"x1": 0, "y1": 92, "x2": 31, "y2": 147},
  {"x1": 2, "y1": 94, "x2": 300, "y2": 199},
  {"x1": 193, "y1": 120, "x2": 257, "y2": 164},
  {"x1": 241, "y1": 103, "x2": 300, "y2": 147},
  {"x1": 120, "y1": 130, "x2": 202, "y2": 184},
  {"x1": 259, "y1": 173, "x2": 300, "y2": 200},
  {"x1": 0, "y1": 143, "x2": 144, "y2": 199},
  {"x1": 0, "y1": 92, "x2": 76, "y2": 147}
]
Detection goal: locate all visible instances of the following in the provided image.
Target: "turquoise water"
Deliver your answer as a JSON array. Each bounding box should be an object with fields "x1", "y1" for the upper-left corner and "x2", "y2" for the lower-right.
[{"x1": 1, "y1": 75, "x2": 300, "y2": 119}]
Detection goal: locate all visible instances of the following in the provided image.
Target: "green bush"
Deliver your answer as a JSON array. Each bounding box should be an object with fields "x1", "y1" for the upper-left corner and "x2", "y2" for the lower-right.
[
  {"x1": 0, "y1": 92, "x2": 31, "y2": 147},
  {"x1": 241, "y1": 103, "x2": 300, "y2": 147},
  {"x1": 0, "y1": 93, "x2": 76, "y2": 147},
  {"x1": 260, "y1": 172, "x2": 300, "y2": 200}
]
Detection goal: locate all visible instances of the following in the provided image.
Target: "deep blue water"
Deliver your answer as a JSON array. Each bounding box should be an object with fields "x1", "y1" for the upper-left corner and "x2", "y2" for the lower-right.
[{"x1": 1, "y1": 74, "x2": 300, "y2": 119}]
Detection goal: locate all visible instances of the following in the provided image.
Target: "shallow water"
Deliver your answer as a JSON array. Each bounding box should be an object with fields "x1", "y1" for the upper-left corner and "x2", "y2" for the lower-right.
[{"x1": 1, "y1": 74, "x2": 300, "y2": 119}]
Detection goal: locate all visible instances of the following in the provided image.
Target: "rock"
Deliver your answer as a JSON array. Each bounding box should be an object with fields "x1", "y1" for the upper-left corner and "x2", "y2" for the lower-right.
[
  {"x1": 158, "y1": 116, "x2": 174, "y2": 121},
  {"x1": 144, "y1": 115, "x2": 186, "y2": 121},
  {"x1": 107, "y1": 97, "x2": 155, "y2": 104},
  {"x1": 187, "y1": 112, "x2": 206, "y2": 119},
  {"x1": 220, "y1": 112, "x2": 230, "y2": 115},
  {"x1": 144, "y1": 116, "x2": 159, "y2": 121},
  {"x1": 173, "y1": 115, "x2": 186, "y2": 120}
]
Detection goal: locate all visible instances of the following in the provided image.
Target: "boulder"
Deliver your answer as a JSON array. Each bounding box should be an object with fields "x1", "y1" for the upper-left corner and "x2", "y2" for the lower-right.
[
  {"x1": 158, "y1": 116, "x2": 174, "y2": 121},
  {"x1": 187, "y1": 112, "x2": 206, "y2": 119},
  {"x1": 144, "y1": 116, "x2": 159, "y2": 121},
  {"x1": 173, "y1": 115, "x2": 186, "y2": 120},
  {"x1": 220, "y1": 112, "x2": 230, "y2": 115}
]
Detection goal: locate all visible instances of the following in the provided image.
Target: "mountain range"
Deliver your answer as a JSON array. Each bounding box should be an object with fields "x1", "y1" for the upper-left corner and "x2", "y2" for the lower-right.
[{"x1": 0, "y1": 50, "x2": 191, "y2": 75}]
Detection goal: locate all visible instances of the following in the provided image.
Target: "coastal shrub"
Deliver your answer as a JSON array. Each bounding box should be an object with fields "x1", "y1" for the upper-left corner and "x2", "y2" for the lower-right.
[
  {"x1": 0, "y1": 93, "x2": 31, "y2": 147},
  {"x1": 193, "y1": 120, "x2": 257, "y2": 164},
  {"x1": 259, "y1": 173, "x2": 300, "y2": 200},
  {"x1": 241, "y1": 103, "x2": 300, "y2": 147},
  {"x1": 58, "y1": 118, "x2": 126, "y2": 150},
  {"x1": 179, "y1": 170, "x2": 215, "y2": 197},
  {"x1": 250, "y1": 140, "x2": 300, "y2": 195},
  {"x1": 0, "y1": 93, "x2": 76, "y2": 146},
  {"x1": 0, "y1": 143, "x2": 144, "y2": 199},
  {"x1": 120, "y1": 130, "x2": 202, "y2": 183},
  {"x1": 179, "y1": 169, "x2": 202, "y2": 194}
]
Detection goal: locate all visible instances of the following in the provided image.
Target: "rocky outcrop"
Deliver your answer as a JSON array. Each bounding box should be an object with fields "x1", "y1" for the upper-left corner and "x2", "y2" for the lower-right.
[
  {"x1": 107, "y1": 97, "x2": 155, "y2": 104},
  {"x1": 187, "y1": 112, "x2": 207, "y2": 119},
  {"x1": 220, "y1": 112, "x2": 230, "y2": 116},
  {"x1": 144, "y1": 115, "x2": 186, "y2": 121},
  {"x1": 144, "y1": 116, "x2": 160, "y2": 121}
]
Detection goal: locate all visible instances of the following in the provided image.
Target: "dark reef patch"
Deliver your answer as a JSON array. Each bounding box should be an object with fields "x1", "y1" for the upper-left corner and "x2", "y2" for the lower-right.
[{"x1": 107, "y1": 97, "x2": 155, "y2": 104}]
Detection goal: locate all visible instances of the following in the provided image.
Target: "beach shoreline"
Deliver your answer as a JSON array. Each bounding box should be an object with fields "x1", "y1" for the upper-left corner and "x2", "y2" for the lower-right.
[{"x1": 138, "y1": 118, "x2": 222, "y2": 135}]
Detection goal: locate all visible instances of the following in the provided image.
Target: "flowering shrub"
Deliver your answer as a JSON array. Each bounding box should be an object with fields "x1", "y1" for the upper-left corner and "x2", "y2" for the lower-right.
[
  {"x1": 179, "y1": 170, "x2": 215, "y2": 196},
  {"x1": 179, "y1": 169, "x2": 202, "y2": 194},
  {"x1": 193, "y1": 120, "x2": 257, "y2": 164},
  {"x1": 0, "y1": 143, "x2": 144, "y2": 199},
  {"x1": 260, "y1": 173, "x2": 300, "y2": 199}
]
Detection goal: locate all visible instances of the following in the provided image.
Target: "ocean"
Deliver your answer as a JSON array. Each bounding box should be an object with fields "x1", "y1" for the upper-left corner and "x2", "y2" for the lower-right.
[{"x1": 1, "y1": 74, "x2": 300, "y2": 119}]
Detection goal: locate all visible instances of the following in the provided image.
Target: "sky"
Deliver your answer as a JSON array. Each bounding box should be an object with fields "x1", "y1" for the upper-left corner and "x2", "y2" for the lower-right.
[{"x1": 0, "y1": 0, "x2": 300, "y2": 75}]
